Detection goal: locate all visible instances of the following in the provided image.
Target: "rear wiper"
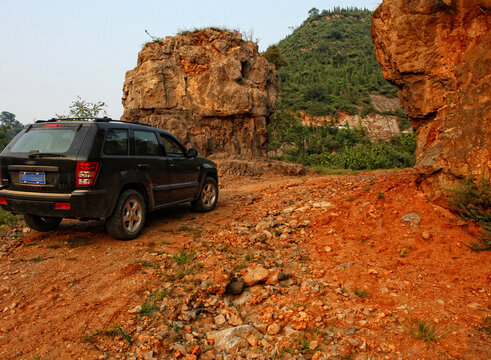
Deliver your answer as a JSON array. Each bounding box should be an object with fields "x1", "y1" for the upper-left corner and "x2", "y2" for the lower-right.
[{"x1": 28, "y1": 153, "x2": 66, "y2": 159}]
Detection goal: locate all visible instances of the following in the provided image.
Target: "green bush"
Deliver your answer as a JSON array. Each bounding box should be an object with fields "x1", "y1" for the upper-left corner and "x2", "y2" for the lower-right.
[
  {"x1": 448, "y1": 177, "x2": 491, "y2": 251},
  {"x1": 0, "y1": 209, "x2": 19, "y2": 227},
  {"x1": 268, "y1": 111, "x2": 416, "y2": 170}
]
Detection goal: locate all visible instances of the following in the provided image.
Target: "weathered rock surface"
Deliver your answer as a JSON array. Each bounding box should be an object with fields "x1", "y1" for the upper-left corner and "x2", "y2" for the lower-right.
[
  {"x1": 343, "y1": 113, "x2": 402, "y2": 141},
  {"x1": 372, "y1": 0, "x2": 491, "y2": 200},
  {"x1": 122, "y1": 29, "x2": 278, "y2": 158}
]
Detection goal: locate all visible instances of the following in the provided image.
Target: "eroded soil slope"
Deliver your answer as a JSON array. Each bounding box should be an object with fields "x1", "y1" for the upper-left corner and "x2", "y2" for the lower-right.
[{"x1": 0, "y1": 170, "x2": 489, "y2": 359}]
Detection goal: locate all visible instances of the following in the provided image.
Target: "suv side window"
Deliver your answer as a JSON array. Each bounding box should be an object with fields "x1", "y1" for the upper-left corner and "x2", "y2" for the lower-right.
[
  {"x1": 103, "y1": 129, "x2": 129, "y2": 156},
  {"x1": 161, "y1": 135, "x2": 185, "y2": 157},
  {"x1": 134, "y1": 130, "x2": 163, "y2": 156}
]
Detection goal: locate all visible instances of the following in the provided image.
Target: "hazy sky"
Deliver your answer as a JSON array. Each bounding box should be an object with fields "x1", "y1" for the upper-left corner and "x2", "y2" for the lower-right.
[{"x1": 1, "y1": 0, "x2": 382, "y2": 124}]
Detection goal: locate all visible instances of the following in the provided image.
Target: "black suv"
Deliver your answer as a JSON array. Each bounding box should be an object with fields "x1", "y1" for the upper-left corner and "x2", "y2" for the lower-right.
[{"x1": 0, "y1": 118, "x2": 218, "y2": 239}]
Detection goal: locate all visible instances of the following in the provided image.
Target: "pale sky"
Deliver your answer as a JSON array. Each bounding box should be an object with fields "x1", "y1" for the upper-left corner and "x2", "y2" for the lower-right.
[{"x1": 1, "y1": 0, "x2": 382, "y2": 124}]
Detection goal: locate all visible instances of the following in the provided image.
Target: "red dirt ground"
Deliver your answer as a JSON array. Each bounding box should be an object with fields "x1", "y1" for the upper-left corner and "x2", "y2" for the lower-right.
[{"x1": 0, "y1": 169, "x2": 489, "y2": 359}]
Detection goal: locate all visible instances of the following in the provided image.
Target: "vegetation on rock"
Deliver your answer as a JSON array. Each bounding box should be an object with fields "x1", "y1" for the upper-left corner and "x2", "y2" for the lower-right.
[{"x1": 448, "y1": 177, "x2": 491, "y2": 251}]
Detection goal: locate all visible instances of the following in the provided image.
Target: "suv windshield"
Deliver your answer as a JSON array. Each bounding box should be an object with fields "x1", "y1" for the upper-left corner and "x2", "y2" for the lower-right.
[{"x1": 10, "y1": 129, "x2": 75, "y2": 154}]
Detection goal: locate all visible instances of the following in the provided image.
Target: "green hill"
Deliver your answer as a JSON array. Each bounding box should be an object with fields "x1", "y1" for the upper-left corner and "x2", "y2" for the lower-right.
[
  {"x1": 274, "y1": 7, "x2": 397, "y2": 117},
  {"x1": 265, "y1": 8, "x2": 415, "y2": 171}
]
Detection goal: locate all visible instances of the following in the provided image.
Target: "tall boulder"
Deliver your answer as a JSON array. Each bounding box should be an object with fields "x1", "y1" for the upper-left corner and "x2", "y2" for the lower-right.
[
  {"x1": 372, "y1": 0, "x2": 490, "y2": 200},
  {"x1": 122, "y1": 29, "x2": 278, "y2": 159}
]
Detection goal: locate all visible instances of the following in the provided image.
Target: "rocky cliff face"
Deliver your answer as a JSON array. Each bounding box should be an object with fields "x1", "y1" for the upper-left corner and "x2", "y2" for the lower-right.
[
  {"x1": 372, "y1": 0, "x2": 490, "y2": 200},
  {"x1": 122, "y1": 29, "x2": 278, "y2": 158}
]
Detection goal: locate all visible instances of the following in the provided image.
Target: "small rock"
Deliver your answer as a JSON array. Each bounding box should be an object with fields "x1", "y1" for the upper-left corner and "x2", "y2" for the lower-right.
[
  {"x1": 467, "y1": 302, "x2": 484, "y2": 310},
  {"x1": 215, "y1": 314, "x2": 226, "y2": 326},
  {"x1": 422, "y1": 231, "x2": 432, "y2": 240},
  {"x1": 244, "y1": 266, "x2": 269, "y2": 286},
  {"x1": 226, "y1": 279, "x2": 245, "y2": 295},
  {"x1": 128, "y1": 305, "x2": 142, "y2": 314},
  {"x1": 247, "y1": 336, "x2": 258, "y2": 347},
  {"x1": 228, "y1": 313, "x2": 243, "y2": 326},
  {"x1": 324, "y1": 246, "x2": 332, "y2": 252},
  {"x1": 401, "y1": 213, "x2": 421, "y2": 230},
  {"x1": 312, "y1": 201, "x2": 334, "y2": 209},
  {"x1": 334, "y1": 262, "x2": 355, "y2": 271},
  {"x1": 207, "y1": 325, "x2": 259, "y2": 354},
  {"x1": 266, "y1": 323, "x2": 281, "y2": 335},
  {"x1": 347, "y1": 338, "x2": 361, "y2": 347},
  {"x1": 309, "y1": 340, "x2": 319, "y2": 350},
  {"x1": 232, "y1": 290, "x2": 253, "y2": 307}
]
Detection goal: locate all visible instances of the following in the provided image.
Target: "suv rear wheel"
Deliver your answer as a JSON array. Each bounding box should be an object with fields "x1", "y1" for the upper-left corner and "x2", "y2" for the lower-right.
[
  {"x1": 192, "y1": 177, "x2": 218, "y2": 212},
  {"x1": 24, "y1": 215, "x2": 62, "y2": 232},
  {"x1": 106, "y1": 189, "x2": 146, "y2": 240}
]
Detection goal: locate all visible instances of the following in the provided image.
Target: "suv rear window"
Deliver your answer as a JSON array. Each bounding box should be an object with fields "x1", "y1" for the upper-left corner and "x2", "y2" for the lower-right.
[{"x1": 10, "y1": 129, "x2": 75, "y2": 154}]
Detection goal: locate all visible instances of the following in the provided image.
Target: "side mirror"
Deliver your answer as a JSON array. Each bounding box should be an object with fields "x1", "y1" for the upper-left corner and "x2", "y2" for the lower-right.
[{"x1": 187, "y1": 148, "x2": 198, "y2": 158}]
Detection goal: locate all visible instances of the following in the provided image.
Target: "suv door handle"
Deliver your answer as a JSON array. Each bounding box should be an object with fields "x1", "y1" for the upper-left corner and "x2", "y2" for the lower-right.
[{"x1": 138, "y1": 163, "x2": 149, "y2": 168}]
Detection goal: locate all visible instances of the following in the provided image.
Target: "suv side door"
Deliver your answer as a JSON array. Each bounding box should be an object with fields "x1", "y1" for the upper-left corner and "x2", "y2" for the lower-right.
[
  {"x1": 133, "y1": 129, "x2": 172, "y2": 207},
  {"x1": 159, "y1": 134, "x2": 199, "y2": 202}
]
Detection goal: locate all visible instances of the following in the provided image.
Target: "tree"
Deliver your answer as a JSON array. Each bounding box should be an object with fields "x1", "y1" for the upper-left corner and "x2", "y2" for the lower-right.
[
  {"x1": 0, "y1": 111, "x2": 24, "y2": 150},
  {"x1": 263, "y1": 45, "x2": 288, "y2": 69},
  {"x1": 0, "y1": 111, "x2": 16, "y2": 126},
  {"x1": 308, "y1": 8, "x2": 320, "y2": 17},
  {"x1": 56, "y1": 96, "x2": 108, "y2": 119}
]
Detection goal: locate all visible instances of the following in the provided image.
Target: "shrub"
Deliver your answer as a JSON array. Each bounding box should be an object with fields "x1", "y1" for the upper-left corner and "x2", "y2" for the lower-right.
[{"x1": 447, "y1": 177, "x2": 491, "y2": 251}]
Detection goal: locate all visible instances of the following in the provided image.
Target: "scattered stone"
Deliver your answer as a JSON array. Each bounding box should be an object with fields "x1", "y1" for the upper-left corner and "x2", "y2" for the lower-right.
[
  {"x1": 401, "y1": 213, "x2": 421, "y2": 230},
  {"x1": 232, "y1": 290, "x2": 253, "y2": 307},
  {"x1": 312, "y1": 201, "x2": 334, "y2": 209},
  {"x1": 128, "y1": 305, "x2": 141, "y2": 314},
  {"x1": 324, "y1": 246, "x2": 332, "y2": 252},
  {"x1": 422, "y1": 231, "x2": 432, "y2": 240},
  {"x1": 207, "y1": 325, "x2": 259, "y2": 354},
  {"x1": 309, "y1": 340, "x2": 319, "y2": 350},
  {"x1": 467, "y1": 302, "x2": 485, "y2": 310},
  {"x1": 228, "y1": 313, "x2": 243, "y2": 326},
  {"x1": 226, "y1": 279, "x2": 245, "y2": 295},
  {"x1": 215, "y1": 315, "x2": 226, "y2": 326},
  {"x1": 266, "y1": 323, "x2": 281, "y2": 335},
  {"x1": 243, "y1": 266, "x2": 269, "y2": 286},
  {"x1": 334, "y1": 262, "x2": 355, "y2": 271},
  {"x1": 247, "y1": 336, "x2": 258, "y2": 347}
]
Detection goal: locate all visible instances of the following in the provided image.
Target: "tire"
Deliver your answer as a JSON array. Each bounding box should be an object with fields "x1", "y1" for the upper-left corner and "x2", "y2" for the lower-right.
[
  {"x1": 106, "y1": 189, "x2": 146, "y2": 240},
  {"x1": 192, "y1": 177, "x2": 218, "y2": 212},
  {"x1": 24, "y1": 215, "x2": 62, "y2": 232}
]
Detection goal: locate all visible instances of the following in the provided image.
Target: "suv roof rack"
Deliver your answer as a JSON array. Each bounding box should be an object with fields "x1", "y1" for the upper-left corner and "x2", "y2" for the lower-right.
[{"x1": 34, "y1": 117, "x2": 152, "y2": 127}]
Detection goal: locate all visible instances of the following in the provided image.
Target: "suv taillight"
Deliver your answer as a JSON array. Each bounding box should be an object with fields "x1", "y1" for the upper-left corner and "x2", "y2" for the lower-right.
[{"x1": 76, "y1": 162, "x2": 99, "y2": 186}]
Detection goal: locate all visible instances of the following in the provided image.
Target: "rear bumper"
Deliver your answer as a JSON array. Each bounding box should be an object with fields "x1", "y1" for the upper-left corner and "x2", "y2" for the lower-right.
[{"x1": 0, "y1": 188, "x2": 110, "y2": 218}]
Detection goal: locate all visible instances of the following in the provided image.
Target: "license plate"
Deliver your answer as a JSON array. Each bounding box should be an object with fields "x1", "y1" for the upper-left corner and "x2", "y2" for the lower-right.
[{"x1": 19, "y1": 171, "x2": 46, "y2": 185}]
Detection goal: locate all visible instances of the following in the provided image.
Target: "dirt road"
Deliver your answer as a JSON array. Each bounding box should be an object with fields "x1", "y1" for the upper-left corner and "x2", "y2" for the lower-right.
[{"x1": 0, "y1": 170, "x2": 489, "y2": 359}]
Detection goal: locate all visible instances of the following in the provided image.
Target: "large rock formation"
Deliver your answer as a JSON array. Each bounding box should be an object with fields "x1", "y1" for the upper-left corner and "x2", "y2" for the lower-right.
[
  {"x1": 372, "y1": 0, "x2": 490, "y2": 200},
  {"x1": 122, "y1": 29, "x2": 278, "y2": 159}
]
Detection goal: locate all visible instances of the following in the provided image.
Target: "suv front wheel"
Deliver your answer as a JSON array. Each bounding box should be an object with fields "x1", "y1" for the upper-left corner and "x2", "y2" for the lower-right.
[
  {"x1": 106, "y1": 189, "x2": 146, "y2": 240},
  {"x1": 192, "y1": 177, "x2": 218, "y2": 212},
  {"x1": 24, "y1": 215, "x2": 62, "y2": 232}
]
